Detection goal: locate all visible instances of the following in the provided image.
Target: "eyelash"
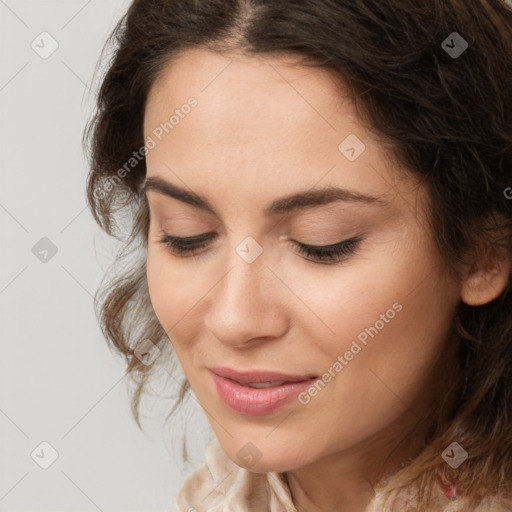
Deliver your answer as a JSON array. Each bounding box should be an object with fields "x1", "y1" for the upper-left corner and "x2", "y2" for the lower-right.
[{"x1": 157, "y1": 233, "x2": 362, "y2": 264}]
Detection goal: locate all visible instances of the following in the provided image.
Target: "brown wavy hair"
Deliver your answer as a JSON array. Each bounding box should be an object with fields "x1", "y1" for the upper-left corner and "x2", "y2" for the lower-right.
[{"x1": 84, "y1": 0, "x2": 512, "y2": 509}]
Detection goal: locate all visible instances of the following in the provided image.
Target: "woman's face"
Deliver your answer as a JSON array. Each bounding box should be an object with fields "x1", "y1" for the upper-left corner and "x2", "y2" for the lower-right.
[{"x1": 143, "y1": 48, "x2": 462, "y2": 473}]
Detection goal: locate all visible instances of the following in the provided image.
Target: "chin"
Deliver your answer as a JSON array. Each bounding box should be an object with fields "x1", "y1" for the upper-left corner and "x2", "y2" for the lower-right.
[{"x1": 222, "y1": 440, "x2": 310, "y2": 474}]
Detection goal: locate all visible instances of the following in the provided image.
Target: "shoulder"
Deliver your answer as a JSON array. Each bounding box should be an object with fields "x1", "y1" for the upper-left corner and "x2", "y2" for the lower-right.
[
  {"x1": 365, "y1": 480, "x2": 512, "y2": 512},
  {"x1": 434, "y1": 495, "x2": 512, "y2": 512},
  {"x1": 461, "y1": 494, "x2": 512, "y2": 512}
]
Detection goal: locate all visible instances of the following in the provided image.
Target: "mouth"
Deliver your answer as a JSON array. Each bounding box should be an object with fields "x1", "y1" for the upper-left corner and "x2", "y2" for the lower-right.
[
  {"x1": 233, "y1": 380, "x2": 298, "y2": 388},
  {"x1": 209, "y1": 367, "x2": 319, "y2": 416},
  {"x1": 209, "y1": 366, "x2": 318, "y2": 384}
]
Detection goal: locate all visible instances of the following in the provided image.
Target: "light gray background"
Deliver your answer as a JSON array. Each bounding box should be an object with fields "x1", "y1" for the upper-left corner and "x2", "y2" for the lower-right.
[
  {"x1": 0, "y1": 1, "x2": 212, "y2": 511},
  {"x1": 4, "y1": 1, "x2": 512, "y2": 511}
]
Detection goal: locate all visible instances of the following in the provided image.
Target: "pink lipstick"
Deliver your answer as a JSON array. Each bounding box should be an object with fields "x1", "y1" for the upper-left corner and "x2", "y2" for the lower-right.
[{"x1": 209, "y1": 366, "x2": 318, "y2": 416}]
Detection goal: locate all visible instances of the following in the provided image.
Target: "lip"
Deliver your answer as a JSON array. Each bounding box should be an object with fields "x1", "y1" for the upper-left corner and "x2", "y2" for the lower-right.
[{"x1": 209, "y1": 367, "x2": 318, "y2": 416}]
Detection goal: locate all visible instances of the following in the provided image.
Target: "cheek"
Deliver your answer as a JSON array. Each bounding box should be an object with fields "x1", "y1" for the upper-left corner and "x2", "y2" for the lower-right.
[
  {"x1": 145, "y1": 247, "x2": 212, "y2": 352},
  {"x1": 146, "y1": 248, "x2": 188, "y2": 338},
  {"x1": 146, "y1": 247, "x2": 171, "y2": 324},
  {"x1": 289, "y1": 227, "x2": 450, "y2": 358},
  {"x1": 306, "y1": 270, "x2": 455, "y2": 442},
  {"x1": 288, "y1": 238, "x2": 454, "y2": 384}
]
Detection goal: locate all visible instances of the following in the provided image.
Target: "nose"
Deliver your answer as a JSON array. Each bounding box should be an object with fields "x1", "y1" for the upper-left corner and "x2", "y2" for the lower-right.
[{"x1": 203, "y1": 255, "x2": 289, "y2": 349}]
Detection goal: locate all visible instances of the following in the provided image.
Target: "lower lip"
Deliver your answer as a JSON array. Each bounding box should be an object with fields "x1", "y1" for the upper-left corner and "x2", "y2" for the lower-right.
[{"x1": 211, "y1": 372, "x2": 318, "y2": 416}]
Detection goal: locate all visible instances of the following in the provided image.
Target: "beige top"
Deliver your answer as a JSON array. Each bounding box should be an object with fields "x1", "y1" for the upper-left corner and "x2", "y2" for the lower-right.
[{"x1": 170, "y1": 435, "x2": 512, "y2": 512}]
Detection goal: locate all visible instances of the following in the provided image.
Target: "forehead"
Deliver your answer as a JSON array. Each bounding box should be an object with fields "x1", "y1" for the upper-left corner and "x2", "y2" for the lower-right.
[
  {"x1": 144, "y1": 47, "x2": 346, "y2": 130},
  {"x1": 143, "y1": 47, "x2": 366, "y2": 153},
  {"x1": 143, "y1": 48, "x2": 426, "y2": 218}
]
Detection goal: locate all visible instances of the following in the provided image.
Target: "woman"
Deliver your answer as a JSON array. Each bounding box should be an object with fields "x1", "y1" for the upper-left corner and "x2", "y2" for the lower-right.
[{"x1": 84, "y1": 1, "x2": 512, "y2": 510}]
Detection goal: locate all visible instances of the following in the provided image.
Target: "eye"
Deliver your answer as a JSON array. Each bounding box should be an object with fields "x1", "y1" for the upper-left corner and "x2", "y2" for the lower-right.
[
  {"x1": 157, "y1": 232, "x2": 362, "y2": 265},
  {"x1": 290, "y1": 236, "x2": 362, "y2": 264},
  {"x1": 158, "y1": 233, "x2": 213, "y2": 256}
]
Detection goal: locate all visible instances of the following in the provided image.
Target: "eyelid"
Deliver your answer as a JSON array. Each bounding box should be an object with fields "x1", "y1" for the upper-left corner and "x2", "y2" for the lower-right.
[{"x1": 156, "y1": 231, "x2": 363, "y2": 265}]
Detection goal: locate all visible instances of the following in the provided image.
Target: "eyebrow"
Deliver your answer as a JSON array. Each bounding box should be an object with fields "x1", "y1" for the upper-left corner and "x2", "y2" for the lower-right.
[{"x1": 143, "y1": 175, "x2": 388, "y2": 215}]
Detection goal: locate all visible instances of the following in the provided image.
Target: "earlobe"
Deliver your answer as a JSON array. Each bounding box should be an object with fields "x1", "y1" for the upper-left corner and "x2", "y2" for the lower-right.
[{"x1": 460, "y1": 244, "x2": 511, "y2": 306}]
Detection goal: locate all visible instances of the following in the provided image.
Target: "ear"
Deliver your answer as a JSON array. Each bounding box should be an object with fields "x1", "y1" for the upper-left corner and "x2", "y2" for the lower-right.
[{"x1": 460, "y1": 240, "x2": 511, "y2": 306}]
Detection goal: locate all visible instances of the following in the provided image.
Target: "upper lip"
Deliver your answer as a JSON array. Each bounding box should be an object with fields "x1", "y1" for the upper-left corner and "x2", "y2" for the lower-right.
[{"x1": 209, "y1": 366, "x2": 318, "y2": 384}]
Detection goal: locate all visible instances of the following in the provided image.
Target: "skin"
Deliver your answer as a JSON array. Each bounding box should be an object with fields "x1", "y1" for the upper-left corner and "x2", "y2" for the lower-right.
[{"x1": 143, "y1": 48, "x2": 510, "y2": 512}]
